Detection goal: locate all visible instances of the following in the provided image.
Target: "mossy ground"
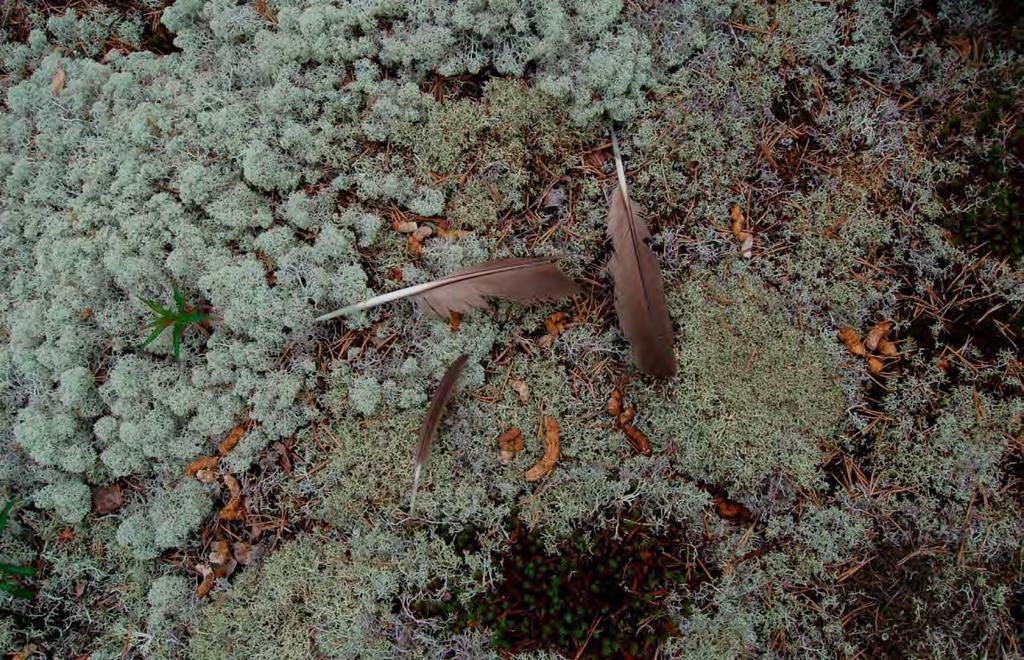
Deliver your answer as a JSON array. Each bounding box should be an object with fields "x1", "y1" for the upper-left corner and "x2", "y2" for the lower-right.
[{"x1": 1, "y1": 0, "x2": 1022, "y2": 658}]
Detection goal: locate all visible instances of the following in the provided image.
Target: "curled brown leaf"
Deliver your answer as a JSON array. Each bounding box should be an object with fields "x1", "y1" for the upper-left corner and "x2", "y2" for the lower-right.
[
  {"x1": 218, "y1": 423, "x2": 246, "y2": 456},
  {"x1": 525, "y1": 416, "x2": 560, "y2": 482},
  {"x1": 218, "y1": 474, "x2": 246, "y2": 521},
  {"x1": 622, "y1": 424, "x2": 651, "y2": 455},
  {"x1": 607, "y1": 384, "x2": 624, "y2": 418},
  {"x1": 185, "y1": 455, "x2": 219, "y2": 478},
  {"x1": 617, "y1": 404, "x2": 636, "y2": 426},
  {"x1": 196, "y1": 564, "x2": 215, "y2": 598},
  {"x1": 497, "y1": 427, "x2": 525, "y2": 465},
  {"x1": 838, "y1": 327, "x2": 867, "y2": 357},
  {"x1": 877, "y1": 339, "x2": 898, "y2": 357},
  {"x1": 864, "y1": 321, "x2": 893, "y2": 351}
]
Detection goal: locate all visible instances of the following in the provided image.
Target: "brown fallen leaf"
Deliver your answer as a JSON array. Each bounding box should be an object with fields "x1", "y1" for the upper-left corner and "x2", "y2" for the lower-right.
[
  {"x1": 838, "y1": 327, "x2": 867, "y2": 358},
  {"x1": 92, "y1": 484, "x2": 123, "y2": 515},
  {"x1": 730, "y1": 204, "x2": 746, "y2": 240},
  {"x1": 544, "y1": 311, "x2": 567, "y2": 338},
  {"x1": 525, "y1": 416, "x2": 560, "y2": 482},
  {"x1": 864, "y1": 321, "x2": 893, "y2": 351},
  {"x1": 196, "y1": 564, "x2": 215, "y2": 598},
  {"x1": 497, "y1": 427, "x2": 525, "y2": 465},
  {"x1": 617, "y1": 404, "x2": 636, "y2": 426},
  {"x1": 185, "y1": 455, "x2": 219, "y2": 478},
  {"x1": 407, "y1": 234, "x2": 424, "y2": 258},
  {"x1": 449, "y1": 311, "x2": 461, "y2": 331},
  {"x1": 218, "y1": 474, "x2": 246, "y2": 521},
  {"x1": 218, "y1": 423, "x2": 246, "y2": 456},
  {"x1": 867, "y1": 356, "x2": 885, "y2": 375},
  {"x1": 209, "y1": 540, "x2": 237, "y2": 579},
  {"x1": 57, "y1": 529, "x2": 76, "y2": 544},
  {"x1": 714, "y1": 496, "x2": 754, "y2": 523},
  {"x1": 607, "y1": 383, "x2": 624, "y2": 418},
  {"x1": 621, "y1": 424, "x2": 651, "y2": 455},
  {"x1": 877, "y1": 339, "x2": 898, "y2": 357},
  {"x1": 51, "y1": 68, "x2": 65, "y2": 95},
  {"x1": 509, "y1": 379, "x2": 529, "y2": 404}
]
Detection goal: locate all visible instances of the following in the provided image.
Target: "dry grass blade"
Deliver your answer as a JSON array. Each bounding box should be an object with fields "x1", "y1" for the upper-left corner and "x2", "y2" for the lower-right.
[
  {"x1": 606, "y1": 127, "x2": 677, "y2": 378},
  {"x1": 410, "y1": 354, "x2": 469, "y2": 514},
  {"x1": 317, "y1": 257, "x2": 579, "y2": 322}
]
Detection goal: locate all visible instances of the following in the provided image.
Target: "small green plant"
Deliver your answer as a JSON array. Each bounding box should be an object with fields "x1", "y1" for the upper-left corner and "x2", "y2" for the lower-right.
[
  {"x1": 141, "y1": 283, "x2": 211, "y2": 363},
  {"x1": 0, "y1": 500, "x2": 37, "y2": 599}
]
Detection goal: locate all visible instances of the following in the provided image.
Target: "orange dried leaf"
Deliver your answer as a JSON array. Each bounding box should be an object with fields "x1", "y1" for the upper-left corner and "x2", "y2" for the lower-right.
[
  {"x1": 497, "y1": 427, "x2": 525, "y2": 465},
  {"x1": 617, "y1": 404, "x2": 636, "y2": 426},
  {"x1": 838, "y1": 327, "x2": 867, "y2": 357},
  {"x1": 525, "y1": 416, "x2": 560, "y2": 482},
  {"x1": 730, "y1": 204, "x2": 746, "y2": 240},
  {"x1": 864, "y1": 321, "x2": 893, "y2": 351},
  {"x1": 196, "y1": 564, "x2": 215, "y2": 598},
  {"x1": 449, "y1": 311, "x2": 462, "y2": 331},
  {"x1": 544, "y1": 311, "x2": 567, "y2": 338},
  {"x1": 622, "y1": 424, "x2": 651, "y2": 455},
  {"x1": 218, "y1": 424, "x2": 246, "y2": 456},
  {"x1": 877, "y1": 339, "x2": 898, "y2": 357},
  {"x1": 218, "y1": 474, "x2": 246, "y2": 521},
  {"x1": 185, "y1": 455, "x2": 219, "y2": 478},
  {"x1": 867, "y1": 356, "x2": 885, "y2": 375},
  {"x1": 209, "y1": 540, "x2": 237, "y2": 578},
  {"x1": 407, "y1": 235, "x2": 423, "y2": 257},
  {"x1": 607, "y1": 384, "x2": 624, "y2": 418},
  {"x1": 92, "y1": 484, "x2": 123, "y2": 515}
]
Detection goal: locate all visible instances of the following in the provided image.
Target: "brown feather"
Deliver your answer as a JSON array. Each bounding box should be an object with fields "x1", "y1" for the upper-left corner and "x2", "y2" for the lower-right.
[
  {"x1": 606, "y1": 131, "x2": 677, "y2": 378},
  {"x1": 316, "y1": 257, "x2": 579, "y2": 322},
  {"x1": 410, "y1": 353, "x2": 468, "y2": 514}
]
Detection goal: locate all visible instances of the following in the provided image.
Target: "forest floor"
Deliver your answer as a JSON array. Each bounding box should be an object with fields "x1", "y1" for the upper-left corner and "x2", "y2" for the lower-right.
[{"x1": 0, "y1": 1, "x2": 1021, "y2": 658}]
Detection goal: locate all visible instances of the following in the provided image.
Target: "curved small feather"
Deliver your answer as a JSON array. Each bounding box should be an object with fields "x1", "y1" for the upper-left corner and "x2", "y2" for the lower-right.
[{"x1": 409, "y1": 354, "x2": 469, "y2": 514}]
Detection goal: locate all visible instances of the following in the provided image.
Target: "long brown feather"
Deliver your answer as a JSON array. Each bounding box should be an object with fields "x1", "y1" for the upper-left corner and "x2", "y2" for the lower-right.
[
  {"x1": 316, "y1": 257, "x2": 579, "y2": 322},
  {"x1": 606, "y1": 128, "x2": 677, "y2": 378},
  {"x1": 409, "y1": 353, "x2": 468, "y2": 515}
]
